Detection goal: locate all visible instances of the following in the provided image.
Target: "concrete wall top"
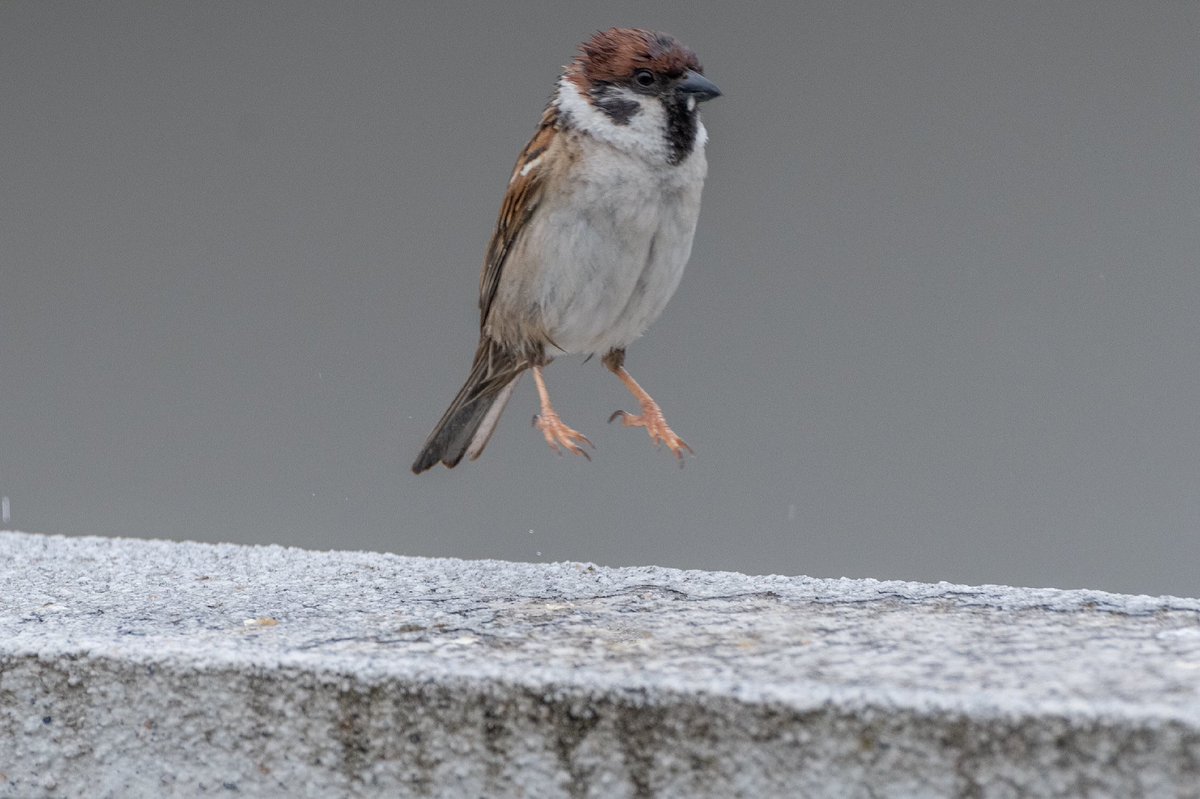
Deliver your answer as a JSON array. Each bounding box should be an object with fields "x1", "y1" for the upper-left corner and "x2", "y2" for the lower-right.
[{"x1": 2, "y1": 531, "x2": 1199, "y2": 796}]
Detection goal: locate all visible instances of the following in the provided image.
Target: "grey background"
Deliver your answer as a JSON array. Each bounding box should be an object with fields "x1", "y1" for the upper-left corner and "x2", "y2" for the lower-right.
[{"x1": 2, "y1": 1, "x2": 1198, "y2": 596}]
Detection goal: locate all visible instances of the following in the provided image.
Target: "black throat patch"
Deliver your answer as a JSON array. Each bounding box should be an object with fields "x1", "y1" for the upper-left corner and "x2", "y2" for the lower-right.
[{"x1": 663, "y1": 96, "x2": 700, "y2": 165}]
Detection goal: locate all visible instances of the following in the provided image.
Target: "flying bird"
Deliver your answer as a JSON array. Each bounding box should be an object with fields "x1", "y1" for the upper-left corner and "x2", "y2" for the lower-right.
[{"x1": 413, "y1": 28, "x2": 720, "y2": 473}]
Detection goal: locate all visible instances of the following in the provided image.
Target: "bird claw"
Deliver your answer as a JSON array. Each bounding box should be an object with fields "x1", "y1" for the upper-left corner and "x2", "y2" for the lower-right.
[
  {"x1": 608, "y1": 408, "x2": 693, "y2": 464},
  {"x1": 534, "y1": 412, "x2": 593, "y2": 460}
]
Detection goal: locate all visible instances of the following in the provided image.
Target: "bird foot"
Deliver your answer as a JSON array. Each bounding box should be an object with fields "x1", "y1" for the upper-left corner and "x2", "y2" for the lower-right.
[
  {"x1": 608, "y1": 403, "x2": 693, "y2": 464},
  {"x1": 533, "y1": 411, "x2": 593, "y2": 459}
]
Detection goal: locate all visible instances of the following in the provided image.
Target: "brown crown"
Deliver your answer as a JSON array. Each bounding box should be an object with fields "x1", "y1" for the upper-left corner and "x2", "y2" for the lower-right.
[{"x1": 573, "y1": 28, "x2": 703, "y2": 84}]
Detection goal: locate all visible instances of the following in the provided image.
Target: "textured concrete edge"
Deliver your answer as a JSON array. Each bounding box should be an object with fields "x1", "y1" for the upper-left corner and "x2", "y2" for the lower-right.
[
  {"x1": 4, "y1": 531, "x2": 1200, "y2": 796},
  {"x1": 8, "y1": 531, "x2": 1200, "y2": 615},
  {"x1": 3, "y1": 648, "x2": 1198, "y2": 799}
]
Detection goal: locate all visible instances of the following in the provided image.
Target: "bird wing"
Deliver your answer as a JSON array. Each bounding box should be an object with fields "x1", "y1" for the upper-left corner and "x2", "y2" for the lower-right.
[{"x1": 478, "y1": 104, "x2": 561, "y2": 328}]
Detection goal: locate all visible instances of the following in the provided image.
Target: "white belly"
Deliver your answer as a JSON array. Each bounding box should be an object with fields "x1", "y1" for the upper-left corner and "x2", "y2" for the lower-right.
[{"x1": 526, "y1": 142, "x2": 707, "y2": 356}]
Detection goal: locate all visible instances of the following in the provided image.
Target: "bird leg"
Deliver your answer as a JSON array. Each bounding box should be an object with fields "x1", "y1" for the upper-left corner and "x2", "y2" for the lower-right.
[
  {"x1": 531, "y1": 366, "x2": 592, "y2": 459},
  {"x1": 603, "y1": 349, "x2": 693, "y2": 463}
]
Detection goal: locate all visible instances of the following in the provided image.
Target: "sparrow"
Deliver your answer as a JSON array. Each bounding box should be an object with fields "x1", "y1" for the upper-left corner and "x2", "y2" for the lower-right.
[{"x1": 412, "y1": 28, "x2": 720, "y2": 474}]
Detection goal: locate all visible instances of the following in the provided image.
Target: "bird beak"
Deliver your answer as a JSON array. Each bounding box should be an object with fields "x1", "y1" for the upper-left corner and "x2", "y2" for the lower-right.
[{"x1": 677, "y1": 70, "x2": 722, "y2": 102}]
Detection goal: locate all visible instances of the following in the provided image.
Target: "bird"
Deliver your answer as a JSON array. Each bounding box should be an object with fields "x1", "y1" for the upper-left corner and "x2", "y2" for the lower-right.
[{"x1": 412, "y1": 28, "x2": 720, "y2": 474}]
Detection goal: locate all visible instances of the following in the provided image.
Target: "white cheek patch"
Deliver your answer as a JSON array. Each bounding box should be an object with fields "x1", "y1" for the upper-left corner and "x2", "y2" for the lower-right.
[
  {"x1": 687, "y1": 95, "x2": 696, "y2": 112},
  {"x1": 556, "y1": 78, "x2": 670, "y2": 163}
]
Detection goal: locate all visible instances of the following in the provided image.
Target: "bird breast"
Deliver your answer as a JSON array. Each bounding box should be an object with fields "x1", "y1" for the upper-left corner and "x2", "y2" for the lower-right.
[{"x1": 497, "y1": 132, "x2": 707, "y2": 358}]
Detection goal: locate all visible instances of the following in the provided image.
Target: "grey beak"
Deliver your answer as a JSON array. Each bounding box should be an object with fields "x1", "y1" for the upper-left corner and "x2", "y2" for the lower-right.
[{"x1": 678, "y1": 70, "x2": 722, "y2": 102}]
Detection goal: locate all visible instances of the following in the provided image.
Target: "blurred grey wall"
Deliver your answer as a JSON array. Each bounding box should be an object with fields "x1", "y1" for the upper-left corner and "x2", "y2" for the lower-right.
[{"x1": 2, "y1": 1, "x2": 1198, "y2": 595}]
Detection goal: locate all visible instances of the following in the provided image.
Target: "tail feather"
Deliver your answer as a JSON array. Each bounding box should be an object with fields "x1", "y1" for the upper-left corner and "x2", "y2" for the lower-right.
[{"x1": 412, "y1": 341, "x2": 526, "y2": 473}]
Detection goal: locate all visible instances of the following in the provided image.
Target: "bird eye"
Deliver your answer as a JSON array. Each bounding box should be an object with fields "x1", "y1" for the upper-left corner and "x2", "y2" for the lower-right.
[{"x1": 633, "y1": 69, "x2": 655, "y2": 87}]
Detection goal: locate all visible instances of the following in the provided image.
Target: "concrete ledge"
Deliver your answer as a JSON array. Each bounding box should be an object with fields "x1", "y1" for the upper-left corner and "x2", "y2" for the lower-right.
[{"x1": 1, "y1": 531, "x2": 1199, "y2": 797}]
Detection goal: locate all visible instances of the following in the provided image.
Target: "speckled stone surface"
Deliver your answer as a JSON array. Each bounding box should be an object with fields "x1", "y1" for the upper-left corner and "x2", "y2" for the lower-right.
[{"x1": 1, "y1": 531, "x2": 1198, "y2": 797}]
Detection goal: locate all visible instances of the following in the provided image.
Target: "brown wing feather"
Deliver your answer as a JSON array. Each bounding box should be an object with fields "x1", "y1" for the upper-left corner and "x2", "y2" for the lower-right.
[{"x1": 478, "y1": 104, "x2": 560, "y2": 329}]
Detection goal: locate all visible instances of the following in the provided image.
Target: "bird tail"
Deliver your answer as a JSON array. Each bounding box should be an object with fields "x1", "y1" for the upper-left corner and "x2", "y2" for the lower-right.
[{"x1": 411, "y1": 340, "x2": 526, "y2": 473}]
